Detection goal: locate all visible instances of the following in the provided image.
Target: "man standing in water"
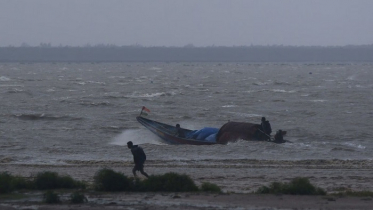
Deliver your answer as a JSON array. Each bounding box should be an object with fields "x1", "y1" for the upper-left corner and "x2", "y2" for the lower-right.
[
  {"x1": 127, "y1": 141, "x2": 149, "y2": 178},
  {"x1": 260, "y1": 117, "x2": 272, "y2": 140},
  {"x1": 175, "y1": 124, "x2": 185, "y2": 138}
]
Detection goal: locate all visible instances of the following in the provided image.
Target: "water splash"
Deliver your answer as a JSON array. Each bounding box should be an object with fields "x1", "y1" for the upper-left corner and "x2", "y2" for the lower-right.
[{"x1": 110, "y1": 129, "x2": 165, "y2": 146}]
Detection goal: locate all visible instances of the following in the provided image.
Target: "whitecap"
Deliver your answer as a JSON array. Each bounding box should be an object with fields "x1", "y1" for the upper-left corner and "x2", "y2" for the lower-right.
[
  {"x1": 108, "y1": 76, "x2": 126, "y2": 79},
  {"x1": 0, "y1": 76, "x2": 11, "y2": 81},
  {"x1": 243, "y1": 113, "x2": 261, "y2": 117},
  {"x1": 297, "y1": 143, "x2": 311, "y2": 147},
  {"x1": 8, "y1": 88, "x2": 24, "y2": 93},
  {"x1": 271, "y1": 89, "x2": 296, "y2": 93},
  {"x1": 347, "y1": 75, "x2": 357, "y2": 80},
  {"x1": 87, "y1": 81, "x2": 106, "y2": 85},
  {"x1": 129, "y1": 92, "x2": 166, "y2": 98},
  {"x1": 253, "y1": 82, "x2": 267, "y2": 86},
  {"x1": 310, "y1": 100, "x2": 327, "y2": 102},
  {"x1": 343, "y1": 142, "x2": 366, "y2": 149},
  {"x1": 110, "y1": 129, "x2": 164, "y2": 145},
  {"x1": 222, "y1": 105, "x2": 237, "y2": 108}
]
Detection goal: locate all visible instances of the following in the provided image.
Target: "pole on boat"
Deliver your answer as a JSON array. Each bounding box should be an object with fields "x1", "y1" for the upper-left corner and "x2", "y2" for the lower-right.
[
  {"x1": 257, "y1": 128, "x2": 274, "y2": 141},
  {"x1": 139, "y1": 106, "x2": 145, "y2": 116}
]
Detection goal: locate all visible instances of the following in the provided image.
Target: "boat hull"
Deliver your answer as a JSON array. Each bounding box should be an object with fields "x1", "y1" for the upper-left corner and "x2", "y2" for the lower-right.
[{"x1": 136, "y1": 116, "x2": 219, "y2": 145}]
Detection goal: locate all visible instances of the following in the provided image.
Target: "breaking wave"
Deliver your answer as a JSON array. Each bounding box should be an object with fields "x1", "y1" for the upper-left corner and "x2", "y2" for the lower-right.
[{"x1": 0, "y1": 76, "x2": 11, "y2": 81}]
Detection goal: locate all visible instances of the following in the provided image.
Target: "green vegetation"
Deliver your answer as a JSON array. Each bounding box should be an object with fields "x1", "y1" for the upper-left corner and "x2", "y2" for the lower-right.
[
  {"x1": 34, "y1": 171, "x2": 85, "y2": 190},
  {"x1": 142, "y1": 172, "x2": 199, "y2": 192},
  {"x1": 0, "y1": 193, "x2": 28, "y2": 200},
  {"x1": 93, "y1": 168, "x2": 131, "y2": 191},
  {"x1": 69, "y1": 191, "x2": 88, "y2": 204},
  {"x1": 1, "y1": 171, "x2": 85, "y2": 194},
  {"x1": 200, "y1": 182, "x2": 222, "y2": 193},
  {"x1": 2, "y1": 170, "x2": 204, "y2": 194},
  {"x1": 0, "y1": 172, "x2": 33, "y2": 193},
  {"x1": 3, "y1": 169, "x2": 373, "y2": 204},
  {"x1": 43, "y1": 191, "x2": 60, "y2": 204},
  {"x1": 93, "y1": 169, "x2": 199, "y2": 192},
  {"x1": 10, "y1": 176, "x2": 34, "y2": 190},
  {"x1": 0, "y1": 172, "x2": 14, "y2": 193},
  {"x1": 256, "y1": 177, "x2": 326, "y2": 195}
]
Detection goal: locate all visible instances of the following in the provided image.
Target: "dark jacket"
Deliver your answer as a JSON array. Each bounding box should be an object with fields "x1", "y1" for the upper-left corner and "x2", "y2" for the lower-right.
[
  {"x1": 175, "y1": 127, "x2": 185, "y2": 138},
  {"x1": 274, "y1": 131, "x2": 284, "y2": 143},
  {"x1": 261, "y1": 120, "x2": 272, "y2": 135},
  {"x1": 131, "y1": 145, "x2": 146, "y2": 165}
]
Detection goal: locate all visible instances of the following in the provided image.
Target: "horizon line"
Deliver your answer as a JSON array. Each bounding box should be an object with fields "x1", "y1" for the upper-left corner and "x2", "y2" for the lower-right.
[{"x1": 2, "y1": 43, "x2": 373, "y2": 48}]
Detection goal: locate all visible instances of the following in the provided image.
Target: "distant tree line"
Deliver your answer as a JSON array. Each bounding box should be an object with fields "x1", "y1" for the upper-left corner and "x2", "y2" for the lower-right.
[{"x1": 1, "y1": 45, "x2": 373, "y2": 62}]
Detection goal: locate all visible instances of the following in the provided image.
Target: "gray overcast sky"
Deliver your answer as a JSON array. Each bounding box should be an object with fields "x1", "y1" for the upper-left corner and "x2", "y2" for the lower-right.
[{"x1": 1, "y1": 0, "x2": 373, "y2": 47}]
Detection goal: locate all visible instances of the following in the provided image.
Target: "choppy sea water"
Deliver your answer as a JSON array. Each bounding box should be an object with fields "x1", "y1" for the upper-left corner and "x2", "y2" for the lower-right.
[{"x1": 0, "y1": 62, "x2": 372, "y2": 165}]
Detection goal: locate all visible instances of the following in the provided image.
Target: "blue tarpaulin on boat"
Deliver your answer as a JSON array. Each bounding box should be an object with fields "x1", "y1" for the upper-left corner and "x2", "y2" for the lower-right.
[
  {"x1": 186, "y1": 127, "x2": 219, "y2": 142},
  {"x1": 205, "y1": 133, "x2": 217, "y2": 142}
]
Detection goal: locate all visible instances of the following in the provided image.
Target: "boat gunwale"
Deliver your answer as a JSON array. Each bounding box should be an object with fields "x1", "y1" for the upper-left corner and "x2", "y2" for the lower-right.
[{"x1": 136, "y1": 116, "x2": 219, "y2": 145}]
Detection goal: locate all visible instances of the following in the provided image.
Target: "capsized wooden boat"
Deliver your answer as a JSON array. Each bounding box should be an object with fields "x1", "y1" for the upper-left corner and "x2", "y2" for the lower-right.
[{"x1": 136, "y1": 116, "x2": 219, "y2": 145}]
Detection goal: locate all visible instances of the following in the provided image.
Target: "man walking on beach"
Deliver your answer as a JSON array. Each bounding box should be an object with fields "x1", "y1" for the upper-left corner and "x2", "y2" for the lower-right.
[{"x1": 127, "y1": 141, "x2": 149, "y2": 178}]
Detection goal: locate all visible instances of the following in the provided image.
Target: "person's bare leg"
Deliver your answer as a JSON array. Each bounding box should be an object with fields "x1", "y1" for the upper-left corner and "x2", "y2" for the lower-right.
[{"x1": 132, "y1": 167, "x2": 137, "y2": 177}]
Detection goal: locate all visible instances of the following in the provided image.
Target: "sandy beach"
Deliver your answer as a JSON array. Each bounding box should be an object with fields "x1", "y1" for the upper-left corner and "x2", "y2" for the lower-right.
[{"x1": 1, "y1": 159, "x2": 373, "y2": 209}]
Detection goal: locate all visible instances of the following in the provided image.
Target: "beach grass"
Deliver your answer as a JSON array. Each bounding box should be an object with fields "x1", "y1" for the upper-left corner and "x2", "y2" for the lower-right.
[
  {"x1": 0, "y1": 172, "x2": 14, "y2": 193},
  {"x1": 94, "y1": 169, "x2": 199, "y2": 192},
  {"x1": 34, "y1": 171, "x2": 86, "y2": 190},
  {"x1": 256, "y1": 177, "x2": 326, "y2": 195},
  {"x1": 1, "y1": 171, "x2": 85, "y2": 194},
  {"x1": 0, "y1": 193, "x2": 28, "y2": 200},
  {"x1": 0, "y1": 172, "x2": 33, "y2": 193},
  {"x1": 142, "y1": 172, "x2": 199, "y2": 192},
  {"x1": 93, "y1": 168, "x2": 131, "y2": 191},
  {"x1": 2, "y1": 170, "x2": 215, "y2": 194},
  {"x1": 11, "y1": 170, "x2": 373, "y2": 198},
  {"x1": 200, "y1": 182, "x2": 222, "y2": 193}
]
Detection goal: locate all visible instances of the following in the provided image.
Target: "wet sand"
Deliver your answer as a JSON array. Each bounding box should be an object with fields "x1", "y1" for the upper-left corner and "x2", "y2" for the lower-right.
[
  {"x1": 1, "y1": 159, "x2": 373, "y2": 209},
  {"x1": 2, "y1": 193, "x2": 373, "y2": 210}
]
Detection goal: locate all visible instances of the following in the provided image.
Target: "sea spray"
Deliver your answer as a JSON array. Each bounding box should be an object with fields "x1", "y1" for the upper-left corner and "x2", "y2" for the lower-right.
[{"x1": 110, "y1": 129, "x2": 164, "y2": 145}]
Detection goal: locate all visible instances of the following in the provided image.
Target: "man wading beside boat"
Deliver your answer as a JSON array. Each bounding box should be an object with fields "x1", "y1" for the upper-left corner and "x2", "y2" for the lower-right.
[
  {"x1": 260, "y1": 117, "x2": 272, "y2": 140},
  {"x1": 127, "y1": 141, "x2": 149, "y2": 178}
]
